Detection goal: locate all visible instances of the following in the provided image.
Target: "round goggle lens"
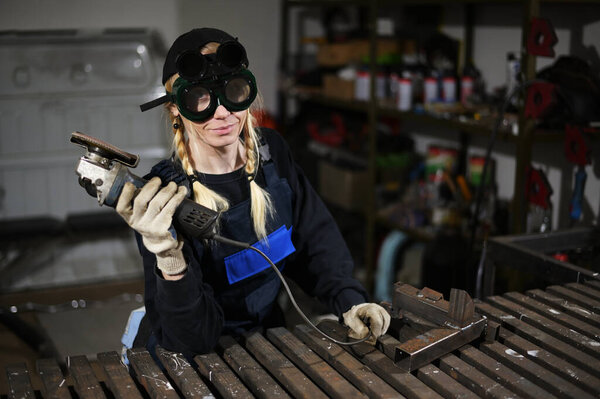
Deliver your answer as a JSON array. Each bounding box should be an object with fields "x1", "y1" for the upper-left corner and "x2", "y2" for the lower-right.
[
  {"x1": 175, "y1": 51, "x2": 206, "y2": 81},
  {"x1": 182, "y1": 86, "x2": 211, "y2": 113},
  {"x1": 225, "y1": 77, "x2": 252, "y2": 104},
  {"x1": 217, "y1": 41, "x2": 247, "y2": 68}
]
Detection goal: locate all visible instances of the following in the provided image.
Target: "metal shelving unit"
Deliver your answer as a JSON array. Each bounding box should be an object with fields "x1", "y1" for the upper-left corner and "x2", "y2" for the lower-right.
[{"x1": 278, "y1": 0, "x2": 589, "y2": 292}]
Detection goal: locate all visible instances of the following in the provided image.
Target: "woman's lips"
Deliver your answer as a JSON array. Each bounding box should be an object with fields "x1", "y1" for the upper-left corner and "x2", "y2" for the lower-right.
[{"x1": 211, "y1": 123, "x2": 236, "y2": 134}]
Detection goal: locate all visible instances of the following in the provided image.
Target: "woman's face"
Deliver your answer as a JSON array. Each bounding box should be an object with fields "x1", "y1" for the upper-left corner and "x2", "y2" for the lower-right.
[{"x1": 174, "y1": 104, "x2": 248, "y2": 150}]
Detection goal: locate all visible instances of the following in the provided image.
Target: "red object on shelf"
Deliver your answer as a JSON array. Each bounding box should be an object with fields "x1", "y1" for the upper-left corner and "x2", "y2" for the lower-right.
[
  {"x1": 565, "y1": 125, "x2": 591, "y2": 166},
  {"x1": 525, "y1": 166, "x2": 553, "y2": 209},
  {"x1": 524, "y1": 82, "x2": 556, "y2": 119},
  {"x1": 527, "y1": 17, "x2": 558, "y2": 57},
  {"x1": 553, "y1": 253, "x2": 569, "y2": 262}
]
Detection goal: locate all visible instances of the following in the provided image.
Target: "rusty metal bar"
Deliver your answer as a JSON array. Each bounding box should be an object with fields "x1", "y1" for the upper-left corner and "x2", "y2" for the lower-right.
[
  {"x1": 546, "y1": 286, "x2": 600, "y2": 313},
  {"x1": 416, "y1": 364, "x2": 479, "y2": 399},
  {"x1": 97, "y1": 351, "x2": 144, "y2": 399},
  {"x1": 478, "y1": 340, "x2": 595, "y2": 399},
  {"x1": 438, "y1": 353, "x2": 518, "y2": 398},
  {"x1": 527, "y1": 288, "x2": 600, "y2": 329},
  {"x1": 565, "y1": 282, "x2": 600, "y2": 302},
  {"x1": 475, "y1": 301, "x2": 600, "y2": 378},
  {"x1": 68, "y1": 355, "x2": 107, "y2": 399},
  {"x1": 194, "y1": 351, "x2": 254, "y2": 399},
  {"x1": 244, "y1": 331, "x2": 327, "y2": 399},
  {"x1": 459, "y1": 344, "x2": 555, "y2": 399},
  {"x1": 504, "y1": 291, "x2": 600, "y2": 340},
  {"x1": 498, "y1": 329, "x2": 600, "y2": 396},
  {"x1": 217, "y1": 335, "x2": 288, "y2": 399},
  {"x1": 127, "y1": 348, "x2": 179, "y2": 399},
  {"x1": 155, "y1": 346, "x2": 215, "y2": 399},
  {"x1": 266, "y1": 327, "x2": 363, "y2": 399},
  {"x1": 36, "y1": 358, "x2": 71, "y2": 399},
  {"x1": 486, "y1": 295, "x2": 600, "y2": 356},
  {"x1": 6, "y1": 363, "x2": 35, "y2": 399},
  {"x1": 294, "y1": 323, "x2": 403, "y2": 399},
  {"x1": 316, "y1": 320, "x2": 444, "y2": 399}
]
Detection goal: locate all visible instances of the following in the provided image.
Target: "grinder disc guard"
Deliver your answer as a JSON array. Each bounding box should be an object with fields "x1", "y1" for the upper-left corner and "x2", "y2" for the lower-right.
[{"x1": 71, "y1": 131, "x2": 139, "y2": 168}]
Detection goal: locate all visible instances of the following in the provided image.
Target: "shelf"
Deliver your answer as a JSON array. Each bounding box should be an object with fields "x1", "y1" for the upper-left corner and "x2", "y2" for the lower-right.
[{"x1": 292, "y1": 91, "x2": 568, "y2": 142}]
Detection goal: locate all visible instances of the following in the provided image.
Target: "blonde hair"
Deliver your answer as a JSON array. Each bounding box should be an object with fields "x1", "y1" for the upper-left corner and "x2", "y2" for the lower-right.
[{"x1": 165, "y1": 43, "x2": 274, "y2": 239}]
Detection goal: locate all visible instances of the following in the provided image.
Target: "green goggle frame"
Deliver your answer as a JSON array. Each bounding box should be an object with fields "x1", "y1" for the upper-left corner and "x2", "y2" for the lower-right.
[{"x1": 170, "y1": 69, "x2": 257, "y2": 122}]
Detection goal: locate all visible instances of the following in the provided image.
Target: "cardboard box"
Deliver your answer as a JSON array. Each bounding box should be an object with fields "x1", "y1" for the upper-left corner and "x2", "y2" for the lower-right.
[
  {"x1": 319, "y1": 160, "x2": 369, "y2": 212},
  {"x1": 317, "y1": 39, "x2": 399, "y2": 67},
  {"x1": 323, "y1": 74, "x2": 355, "y2": 101}
]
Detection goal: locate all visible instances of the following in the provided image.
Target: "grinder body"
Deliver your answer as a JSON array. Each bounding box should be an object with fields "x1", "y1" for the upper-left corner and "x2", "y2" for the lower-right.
[{"x1": 73, "y1": 133, "x2": 218, "y2": 240}]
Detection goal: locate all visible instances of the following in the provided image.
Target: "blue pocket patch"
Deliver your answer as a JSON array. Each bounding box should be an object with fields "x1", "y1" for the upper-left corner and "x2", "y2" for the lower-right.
[{"x1": 224, "y1": 225, "x2": 295, "y2": 284}]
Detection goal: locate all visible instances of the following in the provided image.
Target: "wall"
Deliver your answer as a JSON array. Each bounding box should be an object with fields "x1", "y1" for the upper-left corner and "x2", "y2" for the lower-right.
[{"x1": 0, "y1": 0, "x2": 281, "y2": 113}]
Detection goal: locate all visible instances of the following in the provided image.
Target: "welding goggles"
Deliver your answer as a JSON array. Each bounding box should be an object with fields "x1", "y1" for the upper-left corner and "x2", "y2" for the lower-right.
[{"x1": 140, "y1": 40, "x2": 257, "y2": 121}]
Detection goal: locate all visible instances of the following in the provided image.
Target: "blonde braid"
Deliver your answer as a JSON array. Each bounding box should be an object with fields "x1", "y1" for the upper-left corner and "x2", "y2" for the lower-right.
[{"x1": 244, "y1": 110, "x2": 274, "y2": 239}]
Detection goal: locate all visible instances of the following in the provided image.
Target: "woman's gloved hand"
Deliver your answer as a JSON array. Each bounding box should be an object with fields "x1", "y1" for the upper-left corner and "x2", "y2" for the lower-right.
[
  {"x1": 116, "y1": 177, "x2": 188, "y2": 275},
  {"x1": 342, "y1": 303, "x2": 391, "y2": 344}
]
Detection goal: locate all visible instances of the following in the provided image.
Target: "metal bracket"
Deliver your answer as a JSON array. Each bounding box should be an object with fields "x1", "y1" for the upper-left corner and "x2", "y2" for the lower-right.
[{"x1": 384, "y1": 282, "x2": 487, "y2": 372}]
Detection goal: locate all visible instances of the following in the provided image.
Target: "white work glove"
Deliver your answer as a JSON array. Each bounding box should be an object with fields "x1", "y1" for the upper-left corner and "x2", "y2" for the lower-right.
[
  {"x1": 116, "y1": 177, "x2": 188, "y2": 275},
  {"x1": 342, "y1": 303, "x2": 391, "y2": 345}
]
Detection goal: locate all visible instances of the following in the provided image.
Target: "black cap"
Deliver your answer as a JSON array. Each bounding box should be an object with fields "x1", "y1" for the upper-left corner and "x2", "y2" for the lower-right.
[{"x1": 162, "y1": 27, "x2": 245, "y2": 84}]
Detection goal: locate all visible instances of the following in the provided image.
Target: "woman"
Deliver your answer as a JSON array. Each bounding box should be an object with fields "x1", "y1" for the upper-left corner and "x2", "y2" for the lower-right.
[{"x1": 118, "y1": 27, "x2": 389, "y2": 359}]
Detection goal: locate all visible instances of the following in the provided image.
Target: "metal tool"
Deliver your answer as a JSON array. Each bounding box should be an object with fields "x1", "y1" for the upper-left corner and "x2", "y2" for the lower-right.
[
  {"x1": 526, "y1": 17, "x2": 558, "y2": 58},
  {"x1": 383, "y1": 282, "x2": 488, "y2": 372},
  {"x1": 565, "y1": 125, "x2": 591, "y2": 222},
  {"x1": 524, "y1": 82, "x2": 556, "y2": 119},
  {"x1": 70, "y1": 131, "x2": 219, "y2": 239}
]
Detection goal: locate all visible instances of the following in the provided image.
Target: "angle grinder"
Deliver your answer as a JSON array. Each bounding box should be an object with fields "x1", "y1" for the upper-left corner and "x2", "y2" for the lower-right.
[{"x1": 70, "y1": 131, "x2": 219, "y2": 239}]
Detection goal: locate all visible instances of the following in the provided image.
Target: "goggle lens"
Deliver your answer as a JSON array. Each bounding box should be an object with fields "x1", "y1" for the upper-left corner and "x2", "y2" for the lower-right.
[
  {"x1": 182, "y1": 86, "x2": 211, "y2": 113},
  {"x1": 225, "y1": 76, "x2": 252, "y2": 105}
]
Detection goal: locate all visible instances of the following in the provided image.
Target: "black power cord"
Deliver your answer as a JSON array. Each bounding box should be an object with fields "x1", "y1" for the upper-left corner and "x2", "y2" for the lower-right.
[{"x1": 212, "y1": 234, "x2": 372, "y2": 346}]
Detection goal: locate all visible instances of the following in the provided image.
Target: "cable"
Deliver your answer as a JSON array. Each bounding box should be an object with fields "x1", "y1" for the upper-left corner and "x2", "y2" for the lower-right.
[{"x1": 212, "y1": 234, "x2": 372, "y2": 346}]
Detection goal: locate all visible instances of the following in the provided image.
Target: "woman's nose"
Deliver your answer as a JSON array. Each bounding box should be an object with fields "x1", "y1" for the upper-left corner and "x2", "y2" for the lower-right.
[{"x1": 213, "y1": 104, "x2": 231, "y2": 118}]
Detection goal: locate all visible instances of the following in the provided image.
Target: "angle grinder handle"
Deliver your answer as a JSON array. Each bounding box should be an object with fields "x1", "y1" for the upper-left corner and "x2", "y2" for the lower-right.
[{"x1": 103, "y1": 166, "x2": 219, "y2": 239}]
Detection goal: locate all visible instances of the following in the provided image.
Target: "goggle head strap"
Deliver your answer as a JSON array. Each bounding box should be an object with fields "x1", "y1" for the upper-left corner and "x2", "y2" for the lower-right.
[{"x1": 139, "y1": 94, "x2": 172, "y2": 112}]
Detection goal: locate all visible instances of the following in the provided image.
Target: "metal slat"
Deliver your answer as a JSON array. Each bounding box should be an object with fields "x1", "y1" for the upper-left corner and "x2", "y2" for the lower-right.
[
  {"x1": 478, "y1": 340, "x2": 595, "y2": 399},
  {"x1": 68, "y1": 355, "x2": 106, "y2": 399},
  {"x1": 458, "y1": 344, "x2": 556, "y2": 399},
  {"x1": 127, "y1": 348, "x2": 179, "y2": 399},
  {"x1": 475, "y1": 301, "x2": 600, "y2": 377},
  {"x1": 546, "y1": 286, "x2": 600, "y2": 313},
  {"x1": 6, "y1": 363, "x2": 35, "y2": 399},
  {"x1": 498, "y1": 329, "x2": 600, "y2": 396},
  {"x1": 585, "y1": 280, "x2": 600, "y2": 291},
  {"x1": 527, "y1": 289, "x2": 600, "y2": 328},
  {"x1": 96, "y1": 352, "x2": 143, "y2": 399},
  {"x1": 486, "y1": 295, "x2": 600, "y2": 356},
  {"x1": 243, "y1": 331, "x2": 327, "y2": 399},
  {"x1": 36, "y1": 358, "x2": 70, "y2": 399},
  {"x1": 293, "y1": 324, "x2": 404, "y2": 399},
  {"x1": 193, "y1": 352, "x2": 254, "y2": 399},
  {"x1": 565, "y1": 283, "x2": 600, "y2": 302},
  {"x1": 504, "y1": 292, "x2": 600, "y2": 340},
  {"x1": 217, "y1": 336, "x2": 288, "y2": 399},
  {"x1": 155, "y1": 347, "x2": 215, "y2": 399},
  {"x1": 315, "y1": 321, "x2": 445, "y2": 399},
  {"x1": 416, "y1": 365, "x2": 478, "y2": 399},
  {"x1": 438, "y1": 354, "x2": 517, "y2": 399},
  {"x1": 266, "y1": 327, "x2": 365, "y2": 399}
]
